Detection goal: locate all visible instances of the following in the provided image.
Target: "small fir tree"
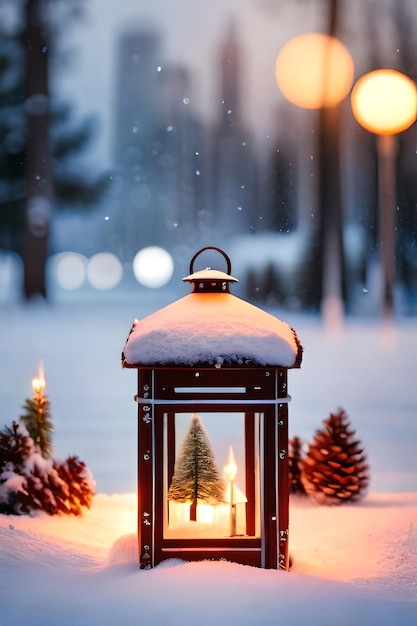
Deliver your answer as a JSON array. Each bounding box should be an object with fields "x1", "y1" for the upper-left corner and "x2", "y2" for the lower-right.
[
  {"x1": 0, "y1": 363, "x2": 95, "y2": 516},
  {"x1": 20, "y1": 364, "x2": 53, "y2": 459},
  {"x1": 301, "y1": 408, "x2": 369, "y2": 505},
  {"x1": 168, "y1": 414, "x2": 225, "y2": 521},
  {"x1": 289, "y1": 436, "x2": 306, "y2": 496}
]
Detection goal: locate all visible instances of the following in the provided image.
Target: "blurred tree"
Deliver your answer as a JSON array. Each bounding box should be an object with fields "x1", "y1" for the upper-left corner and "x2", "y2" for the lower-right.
[
  {"x1": 317, "y1": 0, "x2": 347, "y2": 319},
  {"x1": 21, "y1": 0, "x2": 53, "y2": 299},
  {"x1": 355, "y1": 0, "x2": 417, "y2": 311},
  {"x1": 245, "y1": 267, "x2": 261, "y2": 302},
  {"x1": 263, "y1": 261, "x2": 283, "y2": 306},
  {"x1": 390, "y1": 0, "x2": 417, "y2": 308},
  {"x1": 0, "y1": 0, "x2": 109, "y2": 298},
  {"x1": 262, "y1": 140, "x2": 297, "y2": 234}
]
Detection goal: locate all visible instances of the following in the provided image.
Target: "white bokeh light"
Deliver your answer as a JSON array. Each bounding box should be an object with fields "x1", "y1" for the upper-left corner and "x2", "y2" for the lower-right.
[
  {"x1": 133, "y1": 246, "x2": 174, "y2": 288},
  {"x1": 55, "y1": 252, "x2": 87, "y2": 290},
  {"x1": 87, "y1": 252, "x2": 123, "y2": 290}
]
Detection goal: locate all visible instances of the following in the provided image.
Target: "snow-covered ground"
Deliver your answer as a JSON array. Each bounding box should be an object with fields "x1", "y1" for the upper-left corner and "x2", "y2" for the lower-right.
[
  {"x1": 0, "y1": 492, "x2": 416, "y2": 625},
  {"x1": 1, "y1": 293, "x2": 416, "y2": 624}
]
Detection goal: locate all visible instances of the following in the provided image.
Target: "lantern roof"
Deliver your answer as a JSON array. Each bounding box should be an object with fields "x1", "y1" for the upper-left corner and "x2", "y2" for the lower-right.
[{"x1": 122, "y1": 247, "x2": 302, "y2": 369}]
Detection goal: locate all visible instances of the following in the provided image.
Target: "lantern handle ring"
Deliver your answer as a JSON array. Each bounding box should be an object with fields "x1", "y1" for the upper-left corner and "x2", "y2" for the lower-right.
[{"x1": 189, "y1": 246, "x2": 232, "y2": 276}]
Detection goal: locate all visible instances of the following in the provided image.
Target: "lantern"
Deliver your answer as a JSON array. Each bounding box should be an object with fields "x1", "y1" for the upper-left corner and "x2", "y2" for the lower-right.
[{"x1": 122, "y1": 247, "x2": 302, "y2": 570}]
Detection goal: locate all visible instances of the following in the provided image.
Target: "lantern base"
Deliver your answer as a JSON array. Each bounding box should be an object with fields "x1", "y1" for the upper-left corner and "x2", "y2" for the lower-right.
[{"x1": 156, "y1": 538, "x2": 262, "y2": 569}]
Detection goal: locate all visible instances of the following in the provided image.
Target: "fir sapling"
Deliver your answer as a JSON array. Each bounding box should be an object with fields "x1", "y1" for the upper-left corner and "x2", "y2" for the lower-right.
[{"x1": 0, "y1": 364, "x2": 95, "y2": 516}]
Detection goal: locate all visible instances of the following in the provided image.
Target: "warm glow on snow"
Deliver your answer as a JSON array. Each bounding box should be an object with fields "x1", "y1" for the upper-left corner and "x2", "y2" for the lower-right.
[
  {"x1": 1, "y1": 492, "x2": 416, "y2": 625},
  {"x1": 1, "y1": 304, "x2": 417, "y2": 624},
  {"x1": 275, "y1": 33, "x2": 354, "y2": 109},
  {"x1": 195, "y1": 503, "x2": 215, "y2": 524}
]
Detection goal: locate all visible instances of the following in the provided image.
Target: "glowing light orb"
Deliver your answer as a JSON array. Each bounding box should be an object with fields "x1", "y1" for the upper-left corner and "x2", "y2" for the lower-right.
[
  {"x1": 275, "y1": 33, "x2": 354, "y2": 109},
  {"x1": 87, "y1": 252, "x2": 123, "y2": 290},
  {"x1": 351, "y1": 69, "x2": 417, "y2": 135},
  {"x1": 55, "y1": 252, "x2": 87, "y2": 290},
  {"x1": 133, "y1": 246, "x2": 174, "y2": 288}
]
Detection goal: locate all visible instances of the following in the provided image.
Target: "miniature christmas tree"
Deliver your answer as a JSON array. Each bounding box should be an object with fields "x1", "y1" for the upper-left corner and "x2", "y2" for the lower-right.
[
  {"x1": 20, "y1": 361, "x2": 53, "y2": 459},
  {"x1": 289, "y1": 436, "x2": 306, "y2": 496},
  {"x1": 168, "y1": 414, "x2": 225, "y2": 521},
  {"x1": 301, "y1": 408, "x2": 369, "y2": 505}
]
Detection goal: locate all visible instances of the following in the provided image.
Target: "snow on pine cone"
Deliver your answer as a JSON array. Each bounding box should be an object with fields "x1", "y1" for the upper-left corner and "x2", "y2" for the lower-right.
[{"x1": 301, "y1": 408, "x2": 369, "y2": 505}]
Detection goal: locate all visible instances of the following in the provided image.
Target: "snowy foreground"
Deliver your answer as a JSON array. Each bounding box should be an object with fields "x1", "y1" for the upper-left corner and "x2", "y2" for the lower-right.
[
  {"x1": 1, "y1": 294, "x2": 417, "y2": 623},
  {"x1": 0, "y1": 492, "x2": 416, "y2": 625}
]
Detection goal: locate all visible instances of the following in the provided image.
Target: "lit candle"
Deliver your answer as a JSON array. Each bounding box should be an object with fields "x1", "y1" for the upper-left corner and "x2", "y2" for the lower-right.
[{"x1": 32, "y1": 360, "x2": 45, "y2": 398}]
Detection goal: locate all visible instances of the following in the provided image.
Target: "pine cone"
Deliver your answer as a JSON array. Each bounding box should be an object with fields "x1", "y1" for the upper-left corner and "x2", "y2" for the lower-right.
[{"x1": 301, "y1": 408, "x2": 369, "y2": 505}]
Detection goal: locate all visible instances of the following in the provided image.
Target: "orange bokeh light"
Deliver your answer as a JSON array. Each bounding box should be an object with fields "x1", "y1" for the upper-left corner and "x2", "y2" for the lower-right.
[
  {"x1": 275, "y1": 33, "x2": 354, "y2": 109},
  {"x1": 351, "y1": 69, "x2": 417, "y2": 135}
]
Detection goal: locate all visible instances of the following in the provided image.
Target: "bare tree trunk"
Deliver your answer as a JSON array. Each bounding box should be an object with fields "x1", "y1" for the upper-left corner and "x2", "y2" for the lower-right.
[
  {"x1": 319, "y1": 104, "x2": 345, "y2": 323},
  {"x1": 21, "y1": 0, "x2": 52, "y2": 299},
  {"x1": 377, "y1": 135, "x2": 397, "y2": 319},
  {"x1": 189, "y1": 498, "x2": 197, "y2": 522},
  {"x1": 319, "y1": 0, "x2": 346, "y2": 327}
]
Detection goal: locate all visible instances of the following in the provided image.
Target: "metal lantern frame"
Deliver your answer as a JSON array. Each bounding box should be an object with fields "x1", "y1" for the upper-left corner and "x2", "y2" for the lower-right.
[{"x1": 122, "y1": 247, "x2": 301, "y2": 571}]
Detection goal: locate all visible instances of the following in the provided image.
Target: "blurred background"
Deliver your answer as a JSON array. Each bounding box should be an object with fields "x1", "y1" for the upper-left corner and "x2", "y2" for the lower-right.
[
  {"x1": 1, "y1": 0, "x2": 417, "y2": 494},
  {"x1": 1, "y1": 0, "x2": 417, "y2": 317}
]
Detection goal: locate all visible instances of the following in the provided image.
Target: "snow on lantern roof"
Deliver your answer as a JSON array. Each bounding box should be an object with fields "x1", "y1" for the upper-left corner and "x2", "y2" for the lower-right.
[
  {"x1": 122, "y1": 247, "x2": 302, "y2": 369},
  {"x1": 122, "y1": 291, "x2": 302, "y2": 369}
]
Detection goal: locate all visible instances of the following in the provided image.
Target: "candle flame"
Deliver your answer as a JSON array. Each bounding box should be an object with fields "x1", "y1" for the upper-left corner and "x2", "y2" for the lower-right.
[
  {"x1": 32, "y1": 360, "x2": 45, "y2": 395},
  {"x1": 224, "y1": 446, "x2": 238, "y2": 482}
]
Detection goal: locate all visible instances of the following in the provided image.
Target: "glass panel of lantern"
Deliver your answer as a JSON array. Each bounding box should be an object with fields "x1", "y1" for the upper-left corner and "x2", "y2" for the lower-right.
[{"x1": 161, "y1": 410, "x2": 262, "y2": 540}]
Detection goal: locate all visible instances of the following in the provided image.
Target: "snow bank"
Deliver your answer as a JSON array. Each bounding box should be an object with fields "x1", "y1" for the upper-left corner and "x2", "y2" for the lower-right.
[
  {"x1": 0, "y1": 293, "x2": 416, "y2": 623},
  {"x1": 0, "y1": 492, "x2": 416, "y2": 625}
]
